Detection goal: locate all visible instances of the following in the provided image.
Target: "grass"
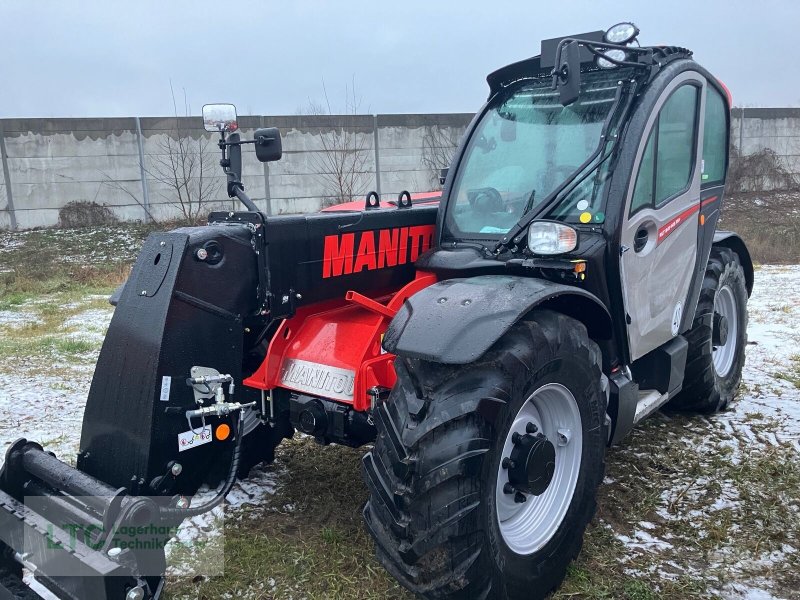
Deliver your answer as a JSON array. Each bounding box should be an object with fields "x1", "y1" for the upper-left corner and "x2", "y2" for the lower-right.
[
  {"x1": 2, "y1": 212, "x2": 799, "y2": 598},
  {"x1": 164, "y1": 437, "x2": 410, "y2": 600},
  {"x1": 161, "y1": 405, "x2": 800, "y2": 600}
]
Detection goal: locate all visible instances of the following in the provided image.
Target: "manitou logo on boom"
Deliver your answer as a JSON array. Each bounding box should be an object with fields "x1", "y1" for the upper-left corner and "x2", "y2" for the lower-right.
[{"x1": 322, "y1": 225, "x2": 435, "y2": 278}]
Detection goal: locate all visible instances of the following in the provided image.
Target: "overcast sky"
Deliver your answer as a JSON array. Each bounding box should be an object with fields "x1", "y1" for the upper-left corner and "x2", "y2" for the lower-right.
[{"x1": 1, "y1": 0, "x2": 798, "y2": 118}]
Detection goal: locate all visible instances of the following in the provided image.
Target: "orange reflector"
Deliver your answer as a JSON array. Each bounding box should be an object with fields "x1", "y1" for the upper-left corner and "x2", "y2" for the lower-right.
[
  {"x1": 574, "y1": 262, "x2": 587, "y2": 274},
  {"x1": 215, "y1": 423, "x2": 231, "y2": 441},
  {"x1": 700, "y1": 214, "x2": 705, "y2": 225}
]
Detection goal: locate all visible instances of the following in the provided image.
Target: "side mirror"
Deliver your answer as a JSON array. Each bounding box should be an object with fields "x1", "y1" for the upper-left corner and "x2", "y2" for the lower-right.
[
  {"x1": 556, "y1": 41, "x2": 581, "y2": 106},
  {"x1": 254, "y1": 127, "x2": 282, "y2": 163},
  {"x1": 202, "y1": 103, "x2": 238, "y2": 133}
]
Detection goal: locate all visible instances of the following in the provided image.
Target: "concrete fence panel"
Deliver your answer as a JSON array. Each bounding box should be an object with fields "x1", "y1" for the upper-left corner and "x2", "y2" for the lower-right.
[{"x1": 0, "y1": 109, "x2": 797, "y2": 229}]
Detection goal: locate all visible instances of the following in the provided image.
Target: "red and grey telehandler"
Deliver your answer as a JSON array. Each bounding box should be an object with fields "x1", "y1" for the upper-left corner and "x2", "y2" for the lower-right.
[{"x1": 0, "y1": 23, "x2": 752, "y2": 600}]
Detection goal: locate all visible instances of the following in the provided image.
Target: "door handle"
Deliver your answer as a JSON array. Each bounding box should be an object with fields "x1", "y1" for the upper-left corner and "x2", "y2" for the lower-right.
[{"x1": 633, "y1": 227, "x2": 649, "y2": 253}]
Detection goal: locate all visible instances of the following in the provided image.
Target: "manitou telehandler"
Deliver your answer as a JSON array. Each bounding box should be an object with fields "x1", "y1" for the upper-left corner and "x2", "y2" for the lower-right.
[{"x1": 0, "y1": 23, "x2": 752, "y2": 600}]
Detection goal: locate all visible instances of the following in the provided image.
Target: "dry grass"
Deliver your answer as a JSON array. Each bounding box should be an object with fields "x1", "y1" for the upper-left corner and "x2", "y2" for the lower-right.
[
  {"x1": 721, "y1": 191, "x2": 800, "y2": 264},
  {"x1": 164, "y1": 438, "x2": 410, "y2": 600}
]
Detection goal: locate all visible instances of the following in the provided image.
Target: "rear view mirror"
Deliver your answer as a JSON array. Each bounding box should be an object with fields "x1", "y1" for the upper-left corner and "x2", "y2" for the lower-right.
[
  {"x1": 556, "y1": 41, "x2": 581, "y2": 106},
  {"x1": 254, "y1": 127, "x2": 282, "y2": 163},
  {"x1": 202, "y1": 103, "x2": 238, "y2": 133},
  {"x1": 500, "y1": 118, "x2": 517, "y2": 142}
]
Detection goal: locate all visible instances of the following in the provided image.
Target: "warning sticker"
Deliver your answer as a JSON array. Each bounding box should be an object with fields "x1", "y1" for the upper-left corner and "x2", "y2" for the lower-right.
[
  {"x1": 178, "y1": 426, "x2": 212, "y2": 452},
  {"x1": 160, "y1": 376, "x2": 171, "y2": 402}
]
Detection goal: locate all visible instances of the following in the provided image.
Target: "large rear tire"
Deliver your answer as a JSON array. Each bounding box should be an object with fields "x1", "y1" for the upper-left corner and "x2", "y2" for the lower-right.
[
  {"x1": 363, "y1": 311, "x2": 607, "y2": 599},
  {"x1": 668, "y1": 247, "x2": 748, "y2": 413}
]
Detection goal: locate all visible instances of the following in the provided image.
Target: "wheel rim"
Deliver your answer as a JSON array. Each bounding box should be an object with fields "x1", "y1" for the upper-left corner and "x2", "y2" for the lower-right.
[
  {"x1": 495, "y1": 383, "x2": 583, "y2": 555},
  {"x1": 712, "y1": 284, "x2": 738, "y2": 377}
]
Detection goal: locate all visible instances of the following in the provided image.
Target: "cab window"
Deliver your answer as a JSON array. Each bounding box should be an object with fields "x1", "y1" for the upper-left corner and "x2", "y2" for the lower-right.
[
  {"x1": 702, "y1": 86, "x2": 728, "y2": 187},
  {"x1": 630, "y1": 84, "x2": 699, "y2": 215}
]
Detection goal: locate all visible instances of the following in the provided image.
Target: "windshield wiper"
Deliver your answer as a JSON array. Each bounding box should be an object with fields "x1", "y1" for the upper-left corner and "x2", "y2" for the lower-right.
[{"x1": 494, "y1": 81, "x2": 633, "y2": 253}]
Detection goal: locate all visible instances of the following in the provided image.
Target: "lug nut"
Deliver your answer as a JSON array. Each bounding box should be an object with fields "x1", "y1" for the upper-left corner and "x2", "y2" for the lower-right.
[
  {"x1": 502, "y1": 457, "x2": 515, "y2": 470},
  {"x1": 503, "y1": 483, "x2": 516, "y2": 495},
  {"x1": 512, "y1": 432, "x2": 522, "y2": 444},
  {"x1": 170, "y1": 462, "x2": 183, "y2": 477},
  {"x1": 557, "y1": 428, "x2": 571, "y2": 446},
  {"x1": 514, "y1": 491, "x2": 527, "y2": 504},
  {"x1": 526, "y1": 422, "x2": 538, "y2": 434}
]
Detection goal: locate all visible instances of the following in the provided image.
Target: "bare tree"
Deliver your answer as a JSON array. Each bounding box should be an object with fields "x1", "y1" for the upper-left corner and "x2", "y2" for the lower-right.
[
  {"x1": 98, "y1": 85, "x2": 222, "y2": 223},
  {"x1": 421, "y1": 124, "x2": 463, "y2": 188},
  {"x1": 301, "y1": 81, "x2": 372, "y2": 207},
  {"x1": 99, "y1": 174, "x2": 157, "y2": 222},
  {"x1": 727, "y1": 146, "x2": 798, "y2": 193},
  {"x1": 145, "y1": 84, "x2": 222, "y2": 221}
]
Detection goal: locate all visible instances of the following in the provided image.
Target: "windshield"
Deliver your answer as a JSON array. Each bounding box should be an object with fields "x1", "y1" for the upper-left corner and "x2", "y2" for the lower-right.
[{"x1": 446, "y1": 70, "x2": 627, "y2": 237}]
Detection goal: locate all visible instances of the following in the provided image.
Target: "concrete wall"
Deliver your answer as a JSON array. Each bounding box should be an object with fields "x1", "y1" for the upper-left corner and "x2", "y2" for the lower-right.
[
  {"x1": 0, "y1": 114, "x2": 472, "y2": 229},
  {"x1": 1, "y1": 108, "x2": 798, "y2": 230},
  {"x1": 730, "y1": 108, "x2": 800, "y2": 188}
]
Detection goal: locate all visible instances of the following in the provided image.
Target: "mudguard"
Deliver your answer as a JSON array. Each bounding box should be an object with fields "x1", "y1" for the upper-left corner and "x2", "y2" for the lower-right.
[
  {"x1": 713, "y1": 230, "x2": 754, "y2": 296},
  {"x1": 383, "y1": 275, "x2": 611, "y2": 365}
]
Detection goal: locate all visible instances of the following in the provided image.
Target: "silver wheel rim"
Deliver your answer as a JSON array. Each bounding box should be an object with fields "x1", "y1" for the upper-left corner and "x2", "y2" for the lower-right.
[
  {"x1": 495, "y1": 383, "x2": 583, "y2": 555},
  {"x1": 712, "y1": 284, "x2": 738, "y2": 377}
]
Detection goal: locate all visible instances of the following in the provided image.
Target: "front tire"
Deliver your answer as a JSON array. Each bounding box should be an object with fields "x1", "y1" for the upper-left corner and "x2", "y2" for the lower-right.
[
  {"x1": 668, "y1": 247, "x2": 748, "y2": 413},
  {"x1": 363, "y1": 311, "x2": 607, "y2": 599}
]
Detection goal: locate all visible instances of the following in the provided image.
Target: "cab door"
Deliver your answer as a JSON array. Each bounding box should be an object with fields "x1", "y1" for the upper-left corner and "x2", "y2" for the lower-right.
[{"x1": 620, "y1": 72, "x2": 706, "y2": 361}]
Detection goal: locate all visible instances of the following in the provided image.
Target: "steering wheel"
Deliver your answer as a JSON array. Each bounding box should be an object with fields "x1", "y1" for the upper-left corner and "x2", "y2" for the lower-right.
[{"x1": 469, "y1": 187, "x2": 505, "y2": 213}]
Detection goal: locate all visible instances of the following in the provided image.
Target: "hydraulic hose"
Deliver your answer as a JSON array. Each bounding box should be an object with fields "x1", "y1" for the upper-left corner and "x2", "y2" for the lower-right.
[{"x1": 159, "y1": 411, "x2": 244, "y2": 521}]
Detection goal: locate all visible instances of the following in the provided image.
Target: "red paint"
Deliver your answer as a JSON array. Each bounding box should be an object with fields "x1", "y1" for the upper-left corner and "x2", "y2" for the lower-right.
[
  {"x1": 656, "y1": 197, "x2": 718, "y2": 244},
  {"x1": 657, "y1": 204, "x2": 700, "y2": 244},
  {"x1": 243, "y1": 271, "x2": 437, "y2": 411},
  {"x1": 701, "y1": 195, "x2": 718, "y2": 208},
  {"x1": 716, "y1": 79, "x2": 733, "y2": 107}
]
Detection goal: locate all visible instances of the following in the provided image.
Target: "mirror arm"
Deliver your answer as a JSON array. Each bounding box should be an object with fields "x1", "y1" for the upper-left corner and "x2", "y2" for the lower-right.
[
  {"x1": 229, "y1": 181, "x2": 259, "y2": 213},
  {"x1": 217, "y1": 130, "x2": 259, "y2": 213}
]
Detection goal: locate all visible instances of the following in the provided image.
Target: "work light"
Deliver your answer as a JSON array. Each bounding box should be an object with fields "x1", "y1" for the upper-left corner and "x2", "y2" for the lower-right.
[
  {"x1": 604, "y1": 22, "x2": 639, "y2": 44},
  {"x1": 597, "y1": 49, "x2": 627, "y2": 69}
]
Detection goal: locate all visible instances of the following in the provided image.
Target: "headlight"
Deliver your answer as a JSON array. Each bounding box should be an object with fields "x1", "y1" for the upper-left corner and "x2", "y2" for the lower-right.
[
  {"x1": 527, "y1": 222, "x2": 579, "y2": 255},
  {"x1": 597, "y1": 49, "x2": 627, "y2": 69},
  {"x1": 604, "y1": 22, "x2": 639, "y2": 44}
]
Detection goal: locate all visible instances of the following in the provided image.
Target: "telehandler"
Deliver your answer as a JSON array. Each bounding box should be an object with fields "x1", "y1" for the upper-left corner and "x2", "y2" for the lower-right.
[{"x1": 0, "y1": 23, "x2": 752, "y2": 600}]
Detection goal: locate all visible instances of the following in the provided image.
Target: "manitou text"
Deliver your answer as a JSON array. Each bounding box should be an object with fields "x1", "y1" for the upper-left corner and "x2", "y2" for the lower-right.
[{"x1": 322, "y1": 225, "x2": 435, "y2": 278}]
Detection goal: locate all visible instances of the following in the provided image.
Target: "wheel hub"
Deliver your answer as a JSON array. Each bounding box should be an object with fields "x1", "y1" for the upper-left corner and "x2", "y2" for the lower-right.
[
  {"x1": 712, "y1": 284, "x2": 739, "y2": 377},
  {"x1": 712, "y1": 312, "x2": 729, "y2": 346},
  {"x1": 495, "y1": 383, "x2": 583, "y2": 555},
  {"x1": 505, "y1": 425, "x2": 556, "y2": 497}
]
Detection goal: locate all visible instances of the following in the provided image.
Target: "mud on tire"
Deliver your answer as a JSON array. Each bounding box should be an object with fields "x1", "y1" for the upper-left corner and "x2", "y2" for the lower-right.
[
  {"x1": 668, "y1": 247, "x2": 748, "y2": 413},
  {"x1": 362, "y1": 310, "x2": 607, "y2": 599}
]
